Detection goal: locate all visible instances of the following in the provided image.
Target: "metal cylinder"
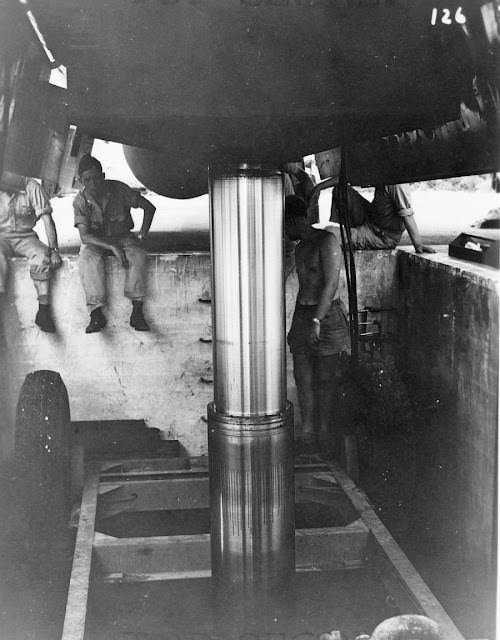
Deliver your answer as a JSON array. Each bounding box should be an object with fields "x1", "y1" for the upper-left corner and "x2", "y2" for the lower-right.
[
  {"x1": 208, "y1": 403, "x2": 295, "y2": 589},
  {"x1": 208, "y1": 164, "x2": 294, "y2": 594},
  {"x1": 209, "y1": 165, "x2": 286, "y2": 417}
]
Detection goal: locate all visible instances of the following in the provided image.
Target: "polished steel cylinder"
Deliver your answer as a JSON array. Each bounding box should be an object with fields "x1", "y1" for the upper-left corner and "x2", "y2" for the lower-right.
[
  {"x1": 209, "y1": 165, "x2": 286, "y2": 417},
  {"x1": 208, "y1": 165, "x2": 294, "y2": 594},
  {"x1": 208, "y1": 402, "x2": 295, "y2": 589}
]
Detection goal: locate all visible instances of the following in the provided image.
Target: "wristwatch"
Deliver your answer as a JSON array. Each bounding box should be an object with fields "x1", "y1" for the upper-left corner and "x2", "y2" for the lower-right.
[{"x1": 312, "y1": 317, "x2": 321, "y2": 325}]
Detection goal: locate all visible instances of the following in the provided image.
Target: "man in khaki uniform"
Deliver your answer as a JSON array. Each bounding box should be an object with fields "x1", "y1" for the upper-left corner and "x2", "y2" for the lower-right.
[
  {"x1": 0, "y1": 172, "x2": 61, "y2": 332},
  {"x1": 73, "y1": 154, "x2": 156, "y2": 333},
  {"x1": 310, "y1": 181, "x2": 435, "y2": 253}
]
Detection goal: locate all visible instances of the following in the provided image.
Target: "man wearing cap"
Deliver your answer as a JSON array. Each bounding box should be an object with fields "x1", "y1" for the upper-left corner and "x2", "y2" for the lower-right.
[
  {"x1": 310, "y1": 180, "x2": 435, "y2": 253},
  {"x1": 0, "y1": 172, "x2": 61, "y2": 332},
  {"x1": 285, "y1": 195, "x2": 350, "y2": 455},
  {"x1": 74, "y1": 154, "x2": 156, "y2": 333}
]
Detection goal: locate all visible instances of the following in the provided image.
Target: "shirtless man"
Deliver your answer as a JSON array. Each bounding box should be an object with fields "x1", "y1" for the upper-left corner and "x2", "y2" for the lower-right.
[{"x1": 285, "y1": 195, "x2": 350, "y2": 454}]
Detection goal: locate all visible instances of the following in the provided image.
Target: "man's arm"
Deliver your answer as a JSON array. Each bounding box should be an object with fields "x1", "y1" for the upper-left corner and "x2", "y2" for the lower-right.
[
  {"x1": 135, "y1": 194, "x2": 156, "y2": 239},
  {"x1": 403, "y1": 216, "x2": 436, "y2": 254},
  {"x1": 39, "y1": 213, "x2": 62, "y2": 268},
  {"x1": 26, "y1": 179, "x2": 62, "y2": 268},
  {"x1": 387, "y1": 184, "x2": 435, "y2": 254},
  {"x1": 77, "y1": 223, "x2": 128, "y2": 267},
  {"x1": 310, "y1": 176, "x2": 338, "y2": 204},
  {"x1": 310, "y1": 233, "x2": 342, "y2": 344}
]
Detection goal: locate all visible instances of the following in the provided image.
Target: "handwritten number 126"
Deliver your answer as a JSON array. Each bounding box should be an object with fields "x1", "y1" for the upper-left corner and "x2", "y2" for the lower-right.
[{"x1": 431, "y1": 7, "x2": 466, "y2": 25}]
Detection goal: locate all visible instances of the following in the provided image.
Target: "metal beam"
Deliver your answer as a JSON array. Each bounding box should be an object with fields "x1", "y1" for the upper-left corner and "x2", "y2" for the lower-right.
[
  {"x1": 61, "y1": 463, "x2": 101, "y2": 640},
  {"x1": 93, "y1": 521, "x2": 369, "y2": 582}
]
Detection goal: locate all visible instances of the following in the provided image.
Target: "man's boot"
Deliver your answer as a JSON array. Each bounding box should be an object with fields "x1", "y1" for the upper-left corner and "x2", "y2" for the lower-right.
[
  {"x1": 86, "y1": 306, "x2": 107, "y2": 333},
  {"x1": 130, "y1": 300, "x2": 150, "y2": 331},
  {"x1": 35, "y1": 303, "x2": 56, "y2": 333}
]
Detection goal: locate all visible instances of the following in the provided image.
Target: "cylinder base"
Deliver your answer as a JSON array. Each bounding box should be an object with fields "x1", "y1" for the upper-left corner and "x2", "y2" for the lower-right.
[{"x1": 208, "y1": 401, "x2": 295, "y2": 591}]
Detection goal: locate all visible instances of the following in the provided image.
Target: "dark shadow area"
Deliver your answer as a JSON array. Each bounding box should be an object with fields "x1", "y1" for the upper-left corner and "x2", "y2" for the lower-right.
[
  {"x1": 86, "y1": 570, "x2": 392, "y2": 640},
  {"x1": 96, "y1": 499, "x2": 359, "y2": 539},
  {"x1": 0, "y1": 464, "x2": 75, "y2": 640}
]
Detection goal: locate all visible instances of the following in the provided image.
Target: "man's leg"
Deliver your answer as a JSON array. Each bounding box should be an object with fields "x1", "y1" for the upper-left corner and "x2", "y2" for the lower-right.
[
  {"x1": 120, "y1": 237, "x2": 150, "y2": 331},
  {"x1": 348, "y1": 225, "x2": 398, "y2": 250},
  {"x1": 0, "y1": 236, "x2": 13, "y2": 295},
  {"x1": 330, "y1": 187, "x2": 397, "y2": 249},
  {"x1": 292, "y1": 353, "x2": 316, "y2": 445},
  {"x1": 12, "y1": 235, "x2": 55, "y2": 332},
  {"x1": 78, "y1": 244, "x2": 107, "y2": 333},
  {"x1": 330, "y1": 185, "x2": 374, "y2": 226},
  {"x1": 315, "y1": 354, "x2": 345, "y2": 458}
]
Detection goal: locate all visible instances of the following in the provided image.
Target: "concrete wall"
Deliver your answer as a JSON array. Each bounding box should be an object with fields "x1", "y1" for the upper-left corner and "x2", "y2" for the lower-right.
[
  {"x1": 0, "y1": 254, "x2": 214, "y2": 458},
  {"x1": 396, "y1": 248, "x2": 499, "y2": 580}
]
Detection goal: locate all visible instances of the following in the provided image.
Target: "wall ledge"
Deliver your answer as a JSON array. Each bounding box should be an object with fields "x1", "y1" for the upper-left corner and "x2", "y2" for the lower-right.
[{"x1": 395, "y1": 245, "x2": 500, "y2": 290}]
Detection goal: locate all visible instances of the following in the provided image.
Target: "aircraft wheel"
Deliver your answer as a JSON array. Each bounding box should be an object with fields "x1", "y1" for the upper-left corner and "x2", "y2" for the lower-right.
[{"x1": 14, "y1": 370, "x2": 71, "y2": 537}]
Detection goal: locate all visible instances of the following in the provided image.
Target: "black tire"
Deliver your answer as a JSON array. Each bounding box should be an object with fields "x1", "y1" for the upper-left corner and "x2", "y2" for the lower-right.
[{"x1": 14, "y1": 370, "x2": 71, "y2": 537}]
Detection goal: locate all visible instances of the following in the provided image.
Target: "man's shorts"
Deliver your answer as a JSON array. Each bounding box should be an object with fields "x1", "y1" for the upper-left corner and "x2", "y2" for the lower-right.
[{"x1": 287, "y1": 299, "x2": 350, "y2": 357}]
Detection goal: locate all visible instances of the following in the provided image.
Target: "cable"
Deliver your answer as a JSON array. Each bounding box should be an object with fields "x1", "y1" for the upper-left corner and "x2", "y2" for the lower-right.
[{"x1": 337, "y1": 147, "x2": 359, "y2": 364}]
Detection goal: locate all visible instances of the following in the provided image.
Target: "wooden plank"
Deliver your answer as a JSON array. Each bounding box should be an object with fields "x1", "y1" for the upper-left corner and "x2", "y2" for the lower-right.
[
  {"x1": 93, "y1": 523, "x2": 369, "y2": 579},
  {"x1": 99, "y1": 457, "x2": 191, "y2": 473},
  {"x1": 296, "y1": 521, "x2": 369, "y2": 570},
  {"x1": 93, "y1": 534, "x2": 211, "y2": 578},
  {"x1": 102, "y1": 570, "x2": 212, "y2": 583},
  {"x1": 61, "y1": 462, "x2": 101, "y2": 640},
  {"x1": 324, "y1": 460, "x2": 466, "y2": 640},
  {"x1": 99, "y1": 466, "x2": 203, "y2": 481}
]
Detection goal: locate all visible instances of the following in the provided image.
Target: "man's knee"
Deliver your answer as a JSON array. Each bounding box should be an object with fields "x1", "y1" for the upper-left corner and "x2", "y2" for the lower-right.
[
  {"x1": 29, "y1": 245, "x2": 51, "y2": 280},
  {"x1": 79, "y1": 244, "x2": 104, "y2": 268},
  {"x1": 124, "y1": 243, "x2": 147, "y2": 265}
]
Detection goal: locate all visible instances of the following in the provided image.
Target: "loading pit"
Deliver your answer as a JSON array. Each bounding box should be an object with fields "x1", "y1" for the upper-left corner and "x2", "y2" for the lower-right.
[{"x1": 61, "y1": 453, "x2": 464, "y2": 640}]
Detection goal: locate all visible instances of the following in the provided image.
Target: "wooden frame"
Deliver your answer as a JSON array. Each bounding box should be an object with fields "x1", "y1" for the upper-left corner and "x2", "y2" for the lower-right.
[{"x1": 61, "y1": 456, "x2": 465, "y2": 640}]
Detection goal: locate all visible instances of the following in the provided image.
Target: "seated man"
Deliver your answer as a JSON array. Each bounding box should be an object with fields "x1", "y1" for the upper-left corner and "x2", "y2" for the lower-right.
[
  {"x1": 73, "y1": 154, "x2": 156, "y2": 333},
  {"x1": 310, "y1": 180, "x2": 435, "y2": 253},
  {"x1": 0, "y1": 172, "x2": 61, "y2": 332},
  {"x1": 285, "y1": 195, "x2": 350, "y2": 454}
]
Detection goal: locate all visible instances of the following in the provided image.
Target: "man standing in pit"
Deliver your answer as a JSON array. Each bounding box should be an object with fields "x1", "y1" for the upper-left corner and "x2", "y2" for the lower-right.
[
  {"x1": 285, "y1": 195, "x2": 350, "y2": 455},
  {"x1": 310, "y1": 180, "x2": 435, "y2": 253},
  {"x1": 0, "y1": 172, "x2": 61, "y2": 332},
  {"x1": 74, "y1": 153, "x2": 156, "y2": 333}
]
